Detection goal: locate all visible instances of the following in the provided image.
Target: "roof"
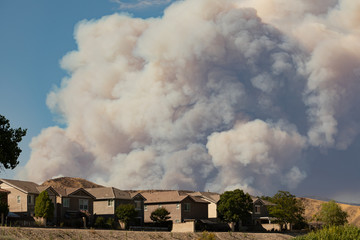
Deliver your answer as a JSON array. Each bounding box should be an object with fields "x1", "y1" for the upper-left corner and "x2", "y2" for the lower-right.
[
  {"x1": 188, "y1": 191, "x2": 220, "y2": 203},
  {"x1": 252, "y1": 197, "x2": 276, "y2": 206},
  {"x1": 85, "y1": 187, "x2": 132, "y2": 200},
  {"x1": 0, "y1": 179, "x2": 40, "y2": 194},
  {"x1": 141, "y1": 190, "x2": 209, "y2": 204},
  {"x1": 55, "y1": 187, "x2": 95, "y2": 198},
  {"x1": 0, "y1": 188, "x2": 10, "y2": 193}
]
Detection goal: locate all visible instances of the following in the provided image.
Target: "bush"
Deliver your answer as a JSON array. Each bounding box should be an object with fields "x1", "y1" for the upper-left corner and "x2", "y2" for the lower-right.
[
  {"x1": 106, "y1": 218, "x2": 115, "y2": 229},
  {"x1": 95, "y1": 217, "x2": 106, "y2": 229},
  {"x1": 294, "y1": 225, "x2": 360, "y2": 240}
]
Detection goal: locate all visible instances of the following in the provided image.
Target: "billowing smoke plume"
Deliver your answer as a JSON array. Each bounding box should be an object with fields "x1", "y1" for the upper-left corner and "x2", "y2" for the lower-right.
[{"x1": 21, "y1": 0, "x2": 360, "y2": 195}]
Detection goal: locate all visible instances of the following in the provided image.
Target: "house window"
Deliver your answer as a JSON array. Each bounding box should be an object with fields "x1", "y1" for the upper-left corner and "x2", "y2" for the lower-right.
[
  {"x1": 175, "y1": 219, "x2": 180, "y2": 223},
  {"x1": 79, "y1": 199, "x2": 89, "y2": 211},
  {"x1": 17, "y1": 196, "x2": 21, "y2": 204},
  {"x1": 135, "y1": 200, "x2": 141, "y2": 210},
  {"x1": 144, "y1": 205, "x2": 148, "y2": 211},
  {"x1": 176, "y1": 204, "x2": 180, "y2": 210},
  {"x1": 108, "y1": 199, "x2": 114, "y2": 207},
  {"x1": 28, "y1": 195, "x2": 33, "y2": 205},
  {"x1": 158, "y1": 204, "x2": 162, "y2": 208},
  {"x1": 255, "y1": 205, "x2": 261, "y2": 214},
  {"x1": 63, "y1": 198, "x2": 70, "y2": 208},
  {"x1": 184, "y1": 203, "x2": 191, "y2": 212}
]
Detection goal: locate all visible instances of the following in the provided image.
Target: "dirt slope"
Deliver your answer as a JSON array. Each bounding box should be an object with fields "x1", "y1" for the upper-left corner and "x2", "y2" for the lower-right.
[
  {"x1": 41, "y1": 177, "x2": 104, "y2": 189},
  {"x1": 300, "y1": 197, "x2": 360, "y2": 226}
]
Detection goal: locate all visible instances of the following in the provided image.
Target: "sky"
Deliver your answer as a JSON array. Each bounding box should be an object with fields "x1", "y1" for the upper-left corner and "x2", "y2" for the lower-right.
[{"x1": 1, "y1": 0, "x2": 360, "y2": 203}]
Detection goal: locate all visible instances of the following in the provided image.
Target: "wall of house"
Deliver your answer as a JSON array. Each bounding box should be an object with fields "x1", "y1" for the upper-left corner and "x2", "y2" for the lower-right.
[
  {"x1": 144, "y1": 203, "x2": 181, "y2": 223},
  {"x1": 181, "y1": 198, "x2": 208, "y2": 221},
  {"x1": 208, "y1": 202, "x2": 217, "y2": 219},
  {"x1": 93, "y1": 200, "x2": 115, "y2": 215},
  {"x1": 58, "y1": 195, "x2": 94, "y2": 221},
  {"x1": 0, "y1": 183, "x2": 28, "y2": 214},
  {"x1": 252, "y1": 201, "x2": 270, "y2": 223},
  {"x1": 172, "y1": 221, "x2": 195, "y2": 232}
]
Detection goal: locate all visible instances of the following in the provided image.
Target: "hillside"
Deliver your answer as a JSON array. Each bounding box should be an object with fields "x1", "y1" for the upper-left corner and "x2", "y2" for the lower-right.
[
  {"x1": 41, "y1": 177, "x2": 104, "y2": 189},
  {"x1": 300, "y1": 197, "x2": 360, "y2": 227}
]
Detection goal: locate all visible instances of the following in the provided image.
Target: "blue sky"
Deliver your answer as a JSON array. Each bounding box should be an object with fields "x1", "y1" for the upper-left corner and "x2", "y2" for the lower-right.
[
  {"x1": 0, "y1": 0, "x2": 173, "y2": 177},
  {"x1": 1, "y1": 0, "x2": 360, "y2": 203}
]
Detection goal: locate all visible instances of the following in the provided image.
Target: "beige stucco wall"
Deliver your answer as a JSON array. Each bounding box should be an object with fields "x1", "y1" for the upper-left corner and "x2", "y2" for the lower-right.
[
  {"x1": 0, "y1": 183, "x2": 28, "y2": 213},
  {"x1": 93, "y1": 200, "x2": 114, "y2": 215},
  {"x1": 208, "y1": 202, "x2": 217, "y2": 218},
  {"x1": 172, "y1": 221, "x2": 195, "y2": 232}
]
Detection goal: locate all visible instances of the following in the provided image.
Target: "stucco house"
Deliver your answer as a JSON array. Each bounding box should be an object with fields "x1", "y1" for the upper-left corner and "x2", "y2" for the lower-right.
[
  {"x1": 54, "y1": 187, "x2": 95, "y2": 224},
  {"x1": 251, "y1": 197, "x2": 276, "y2": 225},
  {"x1": 187, "y1": 191, "x2": 220, "y2": 219},
  {"x1": 141, "y1": 190, "x2": 209, "y2": 223},
  {"x1": 0, "y1": 179, "x2": 58, "y2": 221},
  {"x1": 86, "y1": 187, "x2": 146, "y2": 225}
]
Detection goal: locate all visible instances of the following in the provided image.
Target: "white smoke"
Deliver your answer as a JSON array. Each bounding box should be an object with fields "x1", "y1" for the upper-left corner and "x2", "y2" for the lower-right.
[{"x1": 20, "y1": 0, "x2": 360, "y2": 195}]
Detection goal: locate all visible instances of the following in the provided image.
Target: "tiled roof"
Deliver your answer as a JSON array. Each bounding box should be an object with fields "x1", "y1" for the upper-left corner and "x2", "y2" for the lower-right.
[
  {"x1": 141, "y1": 190, "x2": 209, "y2": 204},
  {"x1": 0, "y1": 179, "x2": 40, "y2": 194},
  {"x1": 85, "y1": 187, "x2": 132, "y2": 200}
]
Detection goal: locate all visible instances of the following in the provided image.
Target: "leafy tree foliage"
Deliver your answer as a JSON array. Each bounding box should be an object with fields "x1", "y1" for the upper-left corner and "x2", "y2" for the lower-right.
[
  {"x1": 268, "y1": 191, "x2": 305, "y2": 230},
  {"x1": 150, "y1": 207, "x2": 171, "y2": 223},
  {"x1": 316, "y1": 200, "x2": 348, "y2": 226},
  {"x1": 34, "y1": 191, "x2": 54, "y2": 219},
  {"x1": 0, "y1": 115, "x2": 26, "y2": 170},
  {"x1": 115, "y1": 204, "x2": 137, "y2": 228},
  {"x1": 217, "y1": 189, "x2": 253, "y2": 224}
]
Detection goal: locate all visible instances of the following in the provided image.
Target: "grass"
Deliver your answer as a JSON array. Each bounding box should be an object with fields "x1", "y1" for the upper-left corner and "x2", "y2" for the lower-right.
[{"x1": 294, "y1": 225, "x2": 360, "y2": 240}]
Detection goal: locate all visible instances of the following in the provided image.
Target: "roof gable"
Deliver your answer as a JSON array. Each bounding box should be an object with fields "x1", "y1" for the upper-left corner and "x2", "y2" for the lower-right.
[
  {"x1": 85, "y1": 187, "x2": 131, "y2": 200},
  {"x1": 0, "y1": 179, "x2": 40, "y2": 194}
]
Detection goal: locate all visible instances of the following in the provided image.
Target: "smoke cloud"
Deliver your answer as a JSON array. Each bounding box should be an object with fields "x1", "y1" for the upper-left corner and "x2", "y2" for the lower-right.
[{"x1": 21, "y1": 0, "x2": 360, "y2": 195}]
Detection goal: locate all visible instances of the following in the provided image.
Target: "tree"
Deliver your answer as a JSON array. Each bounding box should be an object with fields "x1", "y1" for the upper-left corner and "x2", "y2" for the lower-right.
[
  {"x1": 217, "y1": 189, "x2": 253, "y2": 228},
  {"x1": 115, "y1": 204, "x2": 137, "y2": 229},
  {"x1": 316, "y1": 200, "x2": 348, "y2": 226},
  {"x1": 0, "y1": 115, "x2": 26, "y2": 170},
  {"x1": 34, "y1": 191, "x2": 54, "y2": 219},
  {"x1": 150, "y1": 207, "x2": 171, "y2": 223},
  {"x1": 268, "y1": 191, "x2": 305, "y2": 230}
]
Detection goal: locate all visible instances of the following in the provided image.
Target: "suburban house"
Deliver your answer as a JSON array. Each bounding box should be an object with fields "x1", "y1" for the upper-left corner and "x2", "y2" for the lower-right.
[
  {"x1": 53, "y1": 187, "x2": 95, "y2": 224},
  {"x1": 85, "y1": 187, "x2": 146, "y2": 225},
  {"x1": 187, "y1": 191, "x2": 220, "y2": 219},
  {"x1": 141, "y1": 190, "x2": 209, "y2": 223},
  {"x1": 0, "y1": 179, "x2": 58, "y2": 221},
  {"x1": 251, "y1": 197, "x2": 276, "y2": 225}
]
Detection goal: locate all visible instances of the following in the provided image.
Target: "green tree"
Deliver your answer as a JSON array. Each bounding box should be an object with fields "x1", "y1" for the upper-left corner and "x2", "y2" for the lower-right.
[
  {"x1": 217, "y1": 189, "x2": 253, "y2": 227},
  {"x1": 34, "y1": 191, "x2": 54, "y2": 219},
  {"x1": 0, "y1": 201, "x2": 9, "y2": 217},
  {"x1": 0, "y1": 115, "x2": 27, "y2": 170},
  {"x1": 115, "y1": 204, "x2": 137, "y2": 229},
  {"x1": 316, "y1": 200, "x2": 348, "y2": 226},
  {"x1": 150, "y1": 207, "x2": 171, "y2": 223},
  {"x1": 268, "y1": 191, "x2": 305, "y2": 230}
]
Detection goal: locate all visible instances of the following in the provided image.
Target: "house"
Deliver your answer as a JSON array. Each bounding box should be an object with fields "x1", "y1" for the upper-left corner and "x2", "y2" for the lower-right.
[
  {"x1": 85, "y1": 187, "x2": 146, "y2": 225},
  {"x1": 0, "y1": 179, "x2": 58, "y2": 221},
  {"x1": 53, "y1": 187, "x2": 95, "y2": 224},
  {"x1": 251, "y1": 197, "x2": 276, "y2": 225},
  {"x1": 141, "y1": 190, "x2": 209, "y2": 223},
  {"x1": 187, "y1": 191, "x2": 220, "y2": 219}
]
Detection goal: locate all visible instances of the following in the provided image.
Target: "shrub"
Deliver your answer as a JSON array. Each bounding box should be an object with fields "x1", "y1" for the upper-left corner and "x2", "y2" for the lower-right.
[
  {"x1": 95, "y1": 217, "x2": 106, "y2": 229},
  {"x1": 34, "y1": 191, "x2": 54, "y2": 219},
  {"x1": 294, "y1": 225, "x2": 360, "y2": 240}
]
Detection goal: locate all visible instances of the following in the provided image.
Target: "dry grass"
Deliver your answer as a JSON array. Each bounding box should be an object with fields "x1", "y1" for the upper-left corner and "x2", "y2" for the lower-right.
[{"x1": 0, "y1": 227, "x2": 297, "y2": 240}]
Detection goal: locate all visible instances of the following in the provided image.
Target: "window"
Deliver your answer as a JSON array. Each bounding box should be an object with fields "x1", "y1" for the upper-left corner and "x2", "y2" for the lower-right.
[
  {"x1": 17, "y1": 196, "x2": 21, "y2": 204},
  {"x1": 79, "y1": 199, "x2": 89, "y2": 211},
  {"x1": 144, "y1": 205, "x2": 148, "y2": 211},
  {"x1": 176, "y1": 204, "x2": 180, "y2": 210},
  {"x1": 255, "y1": 205, "x2": 261, "y2": 214},
  {"x1": 175, "y1": 219, "x2": 180, "y2": 223},
  {"x1": 158, "y1": 204, "x2": 162, "y2": 208},
  {"x1": 184, "y1": 203, "x2": 191, "y2": 212},
  {"x1": 108, "y1": 199, "x2": 114, "y2": 207},
  {"x1": 135, "y1": 200, "x2": 141, "y2": 210},
  {"x1": 28, "y1": 195, "x2": 33, "y2": 205},
  {"x1": 63, "y1": 198, "x2": 70, "y2": 208}
]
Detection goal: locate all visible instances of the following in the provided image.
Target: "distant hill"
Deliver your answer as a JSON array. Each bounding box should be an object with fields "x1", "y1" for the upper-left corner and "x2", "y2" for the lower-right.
[
  {"x1": 300, "y1": 197, "x2": 360, "y2": 227},
  {"x1": 41, "y1": 177, "x2": 104, "y2": 189}
]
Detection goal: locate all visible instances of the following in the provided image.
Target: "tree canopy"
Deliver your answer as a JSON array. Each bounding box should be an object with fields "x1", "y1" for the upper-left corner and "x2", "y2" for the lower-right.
[
  {"x1": 34, "y1": 191, "x2": 54, "y2": 219},
  {"x1": 316, "y1": 200, "x2": 348, "y2": 226},
  {"x1": 0, "y1": 115, "x2": 26, "y2": 171},
  {"x1": 217, "y1": 189, "x2": 253, "y2": 224},
  {"x1": 268, "y1": 191, "x2": 305, "y2": 229},
  {"x1": 150, "y1": 207, "x2": 171, "y2": 223},
  {"x1": 115, "y1": 204, "x2": 137, "y2": 228}
]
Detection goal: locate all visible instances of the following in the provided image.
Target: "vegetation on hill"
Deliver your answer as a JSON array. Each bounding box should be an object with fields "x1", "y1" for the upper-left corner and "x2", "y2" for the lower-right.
[
  {"x1": 41, "y1": 177, "x2": 103, "y2": 189},
  {"x1": 294, "y1": 225, "x2": 360, "y2": 240},
  {"x1": 315, "y1": 200, "x2": 348, "y2": 226}
]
